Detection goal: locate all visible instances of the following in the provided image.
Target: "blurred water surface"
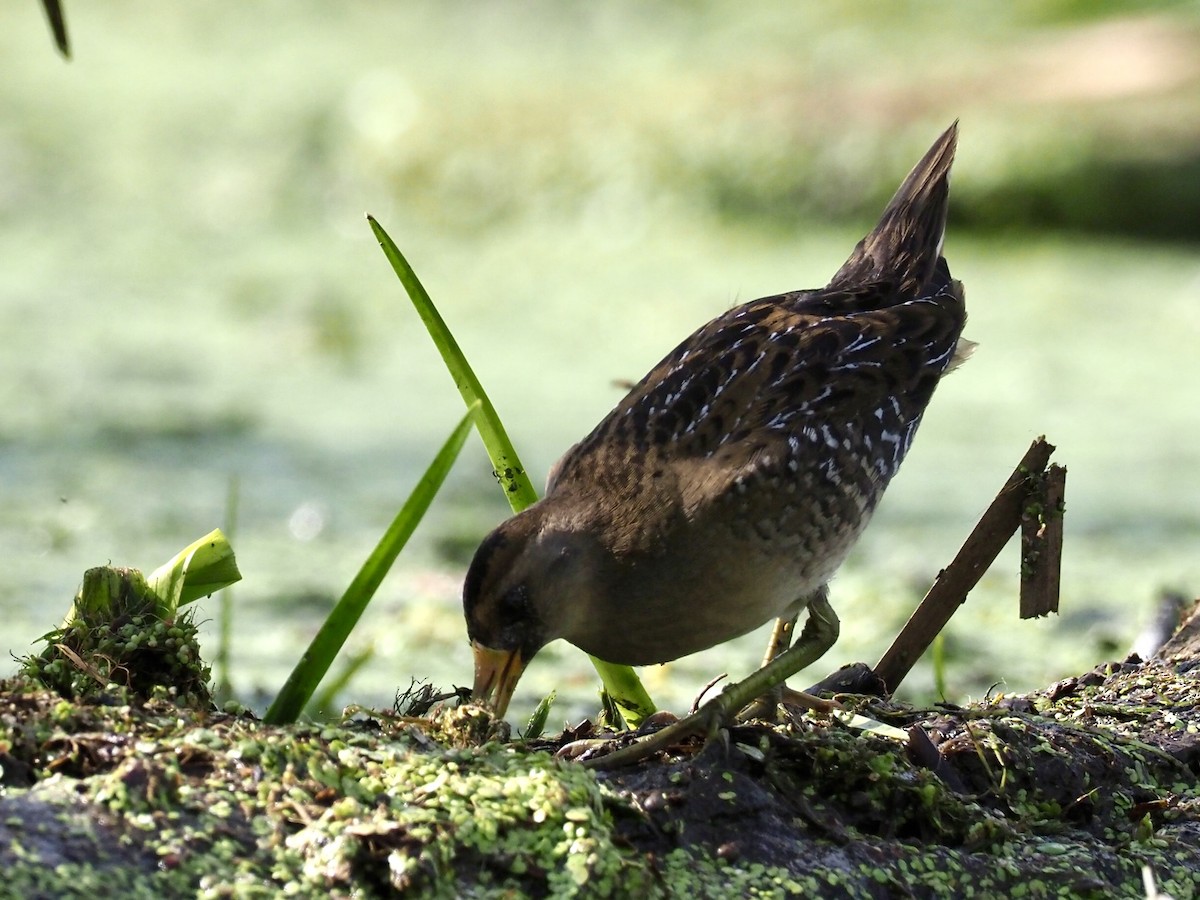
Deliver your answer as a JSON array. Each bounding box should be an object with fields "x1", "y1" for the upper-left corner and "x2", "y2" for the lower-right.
[{"x1": 1, "y1": 2, "x2": 1198, "y2": 720}]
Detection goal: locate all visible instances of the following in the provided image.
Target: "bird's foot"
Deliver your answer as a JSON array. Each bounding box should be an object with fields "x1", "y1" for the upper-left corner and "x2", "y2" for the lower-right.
[
  {"x1": 737, "y1": 685, "x2": 843, "y2": 723},
  {"x1": 579, "y1": 693, "x2": 728, "y2": 769},
  {"x1": 780, "y1": 686, "x2": 843, "y2": 715},
  {"x1": 556, "y1": 710, "x2": 681, "y2": 761},
  {"x1": 581, "y1": 593, "x2": 841, "y2": 769},
  {"x1": 737, "y1": 614, "x2": 800, "y2": 723},
  {"x1": 736, "y1": 691, "x2": 781, "y2": 724}
]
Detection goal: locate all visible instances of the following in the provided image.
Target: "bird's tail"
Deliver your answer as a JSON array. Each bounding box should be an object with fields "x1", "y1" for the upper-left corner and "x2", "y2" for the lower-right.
[{"x1": 827, "y1": 121, "x2": 958, "y2": 297}]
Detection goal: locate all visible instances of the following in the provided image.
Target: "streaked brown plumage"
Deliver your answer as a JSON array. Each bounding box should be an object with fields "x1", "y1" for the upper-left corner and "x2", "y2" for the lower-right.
[{"x1": 466, "y1": 123, "x2": 969, "y2": 719}]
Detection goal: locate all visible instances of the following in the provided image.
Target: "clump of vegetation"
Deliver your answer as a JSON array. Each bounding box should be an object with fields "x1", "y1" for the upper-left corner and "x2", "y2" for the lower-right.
[
  {"x1": 23, "y1": 569, "x2": 211, "y2": 707},
  {"x1": 20, "y1": 530, "x2": 239, "y2": 710}
]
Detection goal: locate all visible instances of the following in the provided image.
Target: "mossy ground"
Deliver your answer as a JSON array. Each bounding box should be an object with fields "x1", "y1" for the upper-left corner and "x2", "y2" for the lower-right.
[{"x1": 3, "y1": 652, "x2": 1200, "y2": 898}]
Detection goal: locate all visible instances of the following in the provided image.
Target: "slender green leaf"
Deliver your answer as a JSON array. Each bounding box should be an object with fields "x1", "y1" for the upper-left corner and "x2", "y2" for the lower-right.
[
  {"x1": 265, "y1": 409, "x2": 475, "y2": 725},
  {"x1": 215, "y1": 476, "x2": 240, "y2": 706},
  {"x1": 368, "y1": 216, "x2": 657, "y2": 727},
  {"x1": 932, "y1": 632, "x2": 947, "y2": 700},
  {"x1": 368, "y1": 215, "x2": 536, "y2": 510}
]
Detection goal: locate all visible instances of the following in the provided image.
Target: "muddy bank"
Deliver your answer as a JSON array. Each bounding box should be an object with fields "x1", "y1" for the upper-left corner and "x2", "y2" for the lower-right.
[{"x1": 4, "y1": 644, "x2": 1200, "y2": 898}]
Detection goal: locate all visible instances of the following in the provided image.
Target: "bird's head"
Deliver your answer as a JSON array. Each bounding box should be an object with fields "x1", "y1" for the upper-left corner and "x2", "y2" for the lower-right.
[{"x1": 462, "y1": 503, "x2": 601, "y2": 717}]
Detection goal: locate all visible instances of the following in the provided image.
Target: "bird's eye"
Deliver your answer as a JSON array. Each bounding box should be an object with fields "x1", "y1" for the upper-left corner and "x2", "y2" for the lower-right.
[
  {"x1": 495, "y1": 584, "x2": 541, "y2": 653},
  {"x1": 498, "y1": 584, "x2": 532, "y2": 622}
]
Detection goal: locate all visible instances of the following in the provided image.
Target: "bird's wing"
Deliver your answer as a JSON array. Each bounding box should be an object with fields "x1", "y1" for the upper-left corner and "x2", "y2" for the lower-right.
[{"x1": 548, "y1": 275, "x2": 965, "y2": 512}]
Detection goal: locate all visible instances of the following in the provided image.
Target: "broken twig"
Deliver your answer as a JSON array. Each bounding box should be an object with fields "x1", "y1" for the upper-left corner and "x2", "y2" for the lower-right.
[
  {"x1": 874, "y1": 436, "x2": 1061, "y2": 694},
  {"x1": 1020, "y1": 463, "x2": 1067, "y2": 619}
]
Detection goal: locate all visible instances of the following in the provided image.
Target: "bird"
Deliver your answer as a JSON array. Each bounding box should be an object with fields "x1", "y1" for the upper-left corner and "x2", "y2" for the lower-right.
[{"x1": 464, "y1": 122, "x2": 970, "y2": 739}]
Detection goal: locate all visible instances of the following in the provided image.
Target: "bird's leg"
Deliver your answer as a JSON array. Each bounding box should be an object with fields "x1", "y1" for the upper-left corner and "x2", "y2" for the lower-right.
[
  {"x1": 762, "y1": 614, "x2": 798, "y2": 667},
  {"x1": 736, "y1": 614, "x2": 797, "y2": 723},
  {"x1": 584, "y1": 590, "x2": 841, "y2": 769}
]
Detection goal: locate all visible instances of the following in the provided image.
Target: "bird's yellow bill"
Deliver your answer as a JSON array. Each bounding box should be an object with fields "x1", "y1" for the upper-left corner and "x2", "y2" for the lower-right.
[{"x1": 471, "y1": 642, "x2": 526, "y2": 719}]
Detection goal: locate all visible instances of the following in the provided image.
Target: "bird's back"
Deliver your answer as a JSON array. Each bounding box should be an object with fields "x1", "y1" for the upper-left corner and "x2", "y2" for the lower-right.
[{"x1": 549, "y1": 123, "x2": 967, "y2": 550}]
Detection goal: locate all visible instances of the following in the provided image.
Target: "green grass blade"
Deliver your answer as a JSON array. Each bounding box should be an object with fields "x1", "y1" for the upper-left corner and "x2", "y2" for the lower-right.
[
  {"x1": 264, "y1": 409, "x2": 475, "y2": 725},
  {"x1": 368, "y1": 215, "x2": 536, "y2": 512},
  {"x1": 932, "y1": 632, "x2": 948, "y2": 700},
  {"x1": 368, "y1": 216, "x2": 656, "y2": 727},
  {"x1": 215, "y1": 475, "x2": 240, "y2": 706}
]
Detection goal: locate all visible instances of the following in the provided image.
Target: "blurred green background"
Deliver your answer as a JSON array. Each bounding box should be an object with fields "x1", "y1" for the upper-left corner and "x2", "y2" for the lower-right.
[{"x1": 2, "y1": 1, "x2": 1198, "y2": 722}]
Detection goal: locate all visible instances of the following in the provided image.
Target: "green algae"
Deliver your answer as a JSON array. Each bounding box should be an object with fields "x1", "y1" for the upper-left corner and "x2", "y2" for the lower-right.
[{"x1": 3, "y1": 653, "x2": 1200, "y2": 897}]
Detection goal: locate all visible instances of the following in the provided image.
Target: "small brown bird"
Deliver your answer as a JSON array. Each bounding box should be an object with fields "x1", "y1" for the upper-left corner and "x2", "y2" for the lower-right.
[{"x1": 465, "y1": 123, "x2": 969, "y2": 723}]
